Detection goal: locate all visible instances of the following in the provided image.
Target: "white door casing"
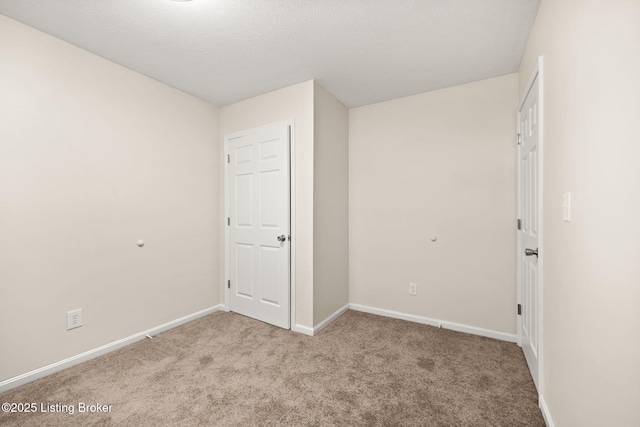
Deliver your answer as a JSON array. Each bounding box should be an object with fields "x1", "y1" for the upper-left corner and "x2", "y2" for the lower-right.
[
  {"x1": 517, "y1": 59, "x2": 543, "y2": 391},
  {"x1": 225, "y1": 122, "x2": 291, "y2": 329}
]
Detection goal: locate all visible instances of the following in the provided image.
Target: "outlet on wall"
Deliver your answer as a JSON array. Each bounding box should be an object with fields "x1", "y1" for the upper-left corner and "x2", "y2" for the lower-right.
[
  {"x1": 409, "y1": 282, "x2": 417, "y2": 296},
  {"x1": 67, "y1": 309, "x2": 83, "y2": 330}
]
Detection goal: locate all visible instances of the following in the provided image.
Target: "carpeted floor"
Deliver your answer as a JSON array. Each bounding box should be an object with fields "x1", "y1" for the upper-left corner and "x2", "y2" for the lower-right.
[{"x1": 0, "y1": 310, "x2": 545, "y2": 426}]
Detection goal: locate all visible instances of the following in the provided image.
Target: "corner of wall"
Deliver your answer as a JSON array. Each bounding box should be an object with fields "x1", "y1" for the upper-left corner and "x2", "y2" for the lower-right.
[{"x1": 311, "y1": 84, "x2": 349, "y2": 326}]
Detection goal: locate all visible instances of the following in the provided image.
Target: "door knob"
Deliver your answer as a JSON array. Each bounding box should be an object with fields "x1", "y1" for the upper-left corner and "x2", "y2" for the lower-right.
[
  {"x1": 525, "y1": 248, "x2": 538, "y2": 257},
  {"x1": 277, "y1": 235, "x2": 287, "y2": 242}
]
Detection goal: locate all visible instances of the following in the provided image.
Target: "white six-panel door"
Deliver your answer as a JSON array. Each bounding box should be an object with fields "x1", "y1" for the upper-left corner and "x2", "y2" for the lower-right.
[
  {"x1": 518, "y1": 73, "x2": 540, "y2": 390},
  {"x1": 226, "y1": 123, "x2": 291, "y2": 329}
]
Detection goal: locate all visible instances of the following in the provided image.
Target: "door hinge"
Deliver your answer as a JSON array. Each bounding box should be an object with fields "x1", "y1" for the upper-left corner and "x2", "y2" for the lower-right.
[
  {"x1": 517, "y1": 304, "x2": 522, "y2": 315},
  {"x1": 517, "y1": 133, "x2": 522, "y2": 145},
  {"x1": 517, "y1": 219, "x2": 522, "y2": 230},
  {"x1": 227, "y1": 154, "x2": 230, "y2": 164},
  {"x1": 227, "y1": 217, "x2": 230, "y2": 226},
  {"x1": 227, "y1": 280, "x2": 230, "y2": 289}
]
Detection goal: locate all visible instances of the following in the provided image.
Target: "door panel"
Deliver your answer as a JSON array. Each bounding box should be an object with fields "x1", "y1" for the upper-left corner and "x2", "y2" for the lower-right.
[
  {"x1": 518, "y1": 75, "x2": 540, "y2": 389},
  {"x1": 226, "y1": 123, "x2": 291, "y2": 329},
  {"x1": 260, "y1": 170, "x2": 279, "y2": 227},
  {"x1": 260, "y1": 246, "x2": 280, "y2": 304},
  {"x1": 236, "y1": 243, "x2": 254, "y2": 298},
  {"x1": 236, "y1": 174, "x2": 253, "y2": 226}
]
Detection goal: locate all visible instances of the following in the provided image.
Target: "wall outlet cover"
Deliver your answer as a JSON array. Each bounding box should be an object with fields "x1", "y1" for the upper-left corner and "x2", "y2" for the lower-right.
[
  {"x1": 67, "y1": 309, "x2": 83, "y2": 330},
  {"x1": 409, "y1": 282, "x2": 417, "y2": 296}
]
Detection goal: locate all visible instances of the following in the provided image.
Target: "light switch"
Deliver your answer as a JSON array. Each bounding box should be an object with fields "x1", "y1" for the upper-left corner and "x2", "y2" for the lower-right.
[{"x1": 562, "y1": 192, "x2": 571, "y2": 222}]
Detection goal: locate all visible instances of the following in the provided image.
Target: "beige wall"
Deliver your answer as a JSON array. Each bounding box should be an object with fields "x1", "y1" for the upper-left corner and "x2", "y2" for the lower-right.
[
  {"x1": 312, "y1": 83, "x2": 349, "y2": 325},
  {"x1": 349, "y1": 74, "x2": 518, "y2": 334},
  {"x1": 519, "y1": 1, "x2": 640, "y2": 425},
  {"x1": 0, "y1": 16, "x2": 220, "y2": 381},
  {"x1": 219, "y1": 81, "x2": 315, "y2": 329}
]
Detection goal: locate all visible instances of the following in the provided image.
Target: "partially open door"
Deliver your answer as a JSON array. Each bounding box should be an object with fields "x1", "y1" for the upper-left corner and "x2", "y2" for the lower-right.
[{"x1": 225, "y1": 122, "x2": 291, "y2": 329}]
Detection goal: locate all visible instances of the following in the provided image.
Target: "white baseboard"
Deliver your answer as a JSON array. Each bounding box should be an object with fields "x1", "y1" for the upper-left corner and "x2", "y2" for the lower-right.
[
  {"x1": 291, "y1": 323, "x2": 314, "y2": 336},
  {"x1": 349, "y1": 303, "x2": 441, "y2": 328},
  {"x1": 348, "y1": 303, "x2": 517, "y2": 343},
  {"x1": 440, "y1": 320, "x2": 517, "y2": 343},
  {"x1": 0, "y1": 304, "x2": 224, "y2": 394},
  {"x1": 313, "y1": 304, "x2": 349, "y2": 335},
  {"x1": 291, "y1": 304, "x2": 350, "y2": 336},
  {"x1": 539, "y1": 394, "x2": 554, "y2": 427}
]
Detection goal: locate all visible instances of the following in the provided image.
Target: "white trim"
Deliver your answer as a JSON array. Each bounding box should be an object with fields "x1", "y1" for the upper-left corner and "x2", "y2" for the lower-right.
[
  {"x1": 539, "y1": 394, "x2": 554, "y2": 427},
  {"x1": 223, "y1": 120, "x2": 295, "y2": 330},
  {"x1": 289, "y1": 121, "x2": 297, "y2": 332},
  {"x1": 516, "y1": 108, "x2": 522, "y2": 348},
  {"x1": 291, "y1": 323, "x2": 314, "y2": 336},
  {"x1": 349, "y1": 304, "x2": 517, "y2": 342},
  {"x1": 224, "y1": 134, "x2": 230, "y2": 311},
  {"x1": 0, "y1": 305, "x2": 224, "y2": 394},
  {"x1": 518, "y1": 57, "x2": 542, "y2": 111},
  {"x1": 441, "y1": 320, "x2": 516, "y2": 343},
  {"x1": 313, "y1": 304, "x2": 349, "y2": 335},
  {"x1": 537, "y1": 56, "x2": 545, "y2": 394},
  {"x1": 291, "y1": 303, "x2": 349, "y2": 337},
  {"x1": 349, "y1": 304, "x2": 440, "y2": 328}
]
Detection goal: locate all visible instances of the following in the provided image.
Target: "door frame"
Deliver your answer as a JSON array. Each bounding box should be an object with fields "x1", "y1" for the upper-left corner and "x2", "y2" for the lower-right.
[
  {"x1": 516, "y1": 56, "x2": 544, "y2": 392},
  {"x1": 223, "y1": 120, "x2": 296, "y2": 329}
]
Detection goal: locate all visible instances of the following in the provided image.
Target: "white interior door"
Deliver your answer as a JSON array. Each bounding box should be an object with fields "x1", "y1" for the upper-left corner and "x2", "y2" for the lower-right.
[
  {"x1": 226, "y1": 123, "x2": 291, "y2": 329},
  {"x1": 518, "y1": 73, "x2": 541, "y2": 390}
]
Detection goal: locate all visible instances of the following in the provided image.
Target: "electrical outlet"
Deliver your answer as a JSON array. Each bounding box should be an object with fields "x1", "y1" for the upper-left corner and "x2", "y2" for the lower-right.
[
  {"x1": 409, "y1": 282, "x2": 417, "y2": 296},
  {"x1": 67, "y1": 309, "x2": 82, "y2": 330}
]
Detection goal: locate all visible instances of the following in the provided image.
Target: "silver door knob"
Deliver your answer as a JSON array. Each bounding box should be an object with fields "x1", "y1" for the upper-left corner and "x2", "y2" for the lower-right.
[
  {"x1": 525, "y1": 248, "x2": 538, "y2": 257},
  {"x1": 277, "y1": 235, "x2": 287, "y2": 242}
]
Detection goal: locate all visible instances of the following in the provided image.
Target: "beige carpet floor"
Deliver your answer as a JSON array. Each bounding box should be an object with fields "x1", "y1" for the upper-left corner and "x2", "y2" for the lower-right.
[{"x1": 0, "y1": 310, "x2": 545, "y2": 426}]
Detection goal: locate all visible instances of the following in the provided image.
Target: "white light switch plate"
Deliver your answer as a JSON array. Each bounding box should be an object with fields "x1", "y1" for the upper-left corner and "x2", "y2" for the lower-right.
[{"x1": 562, "y1": 192, "x2": 571, "y2": 222}]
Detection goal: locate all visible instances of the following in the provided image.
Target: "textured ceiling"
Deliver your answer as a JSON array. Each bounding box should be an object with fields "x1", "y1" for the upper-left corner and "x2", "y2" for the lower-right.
[{"x1": 0, "y1": 0, "x2": 540, "y2": 108}]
